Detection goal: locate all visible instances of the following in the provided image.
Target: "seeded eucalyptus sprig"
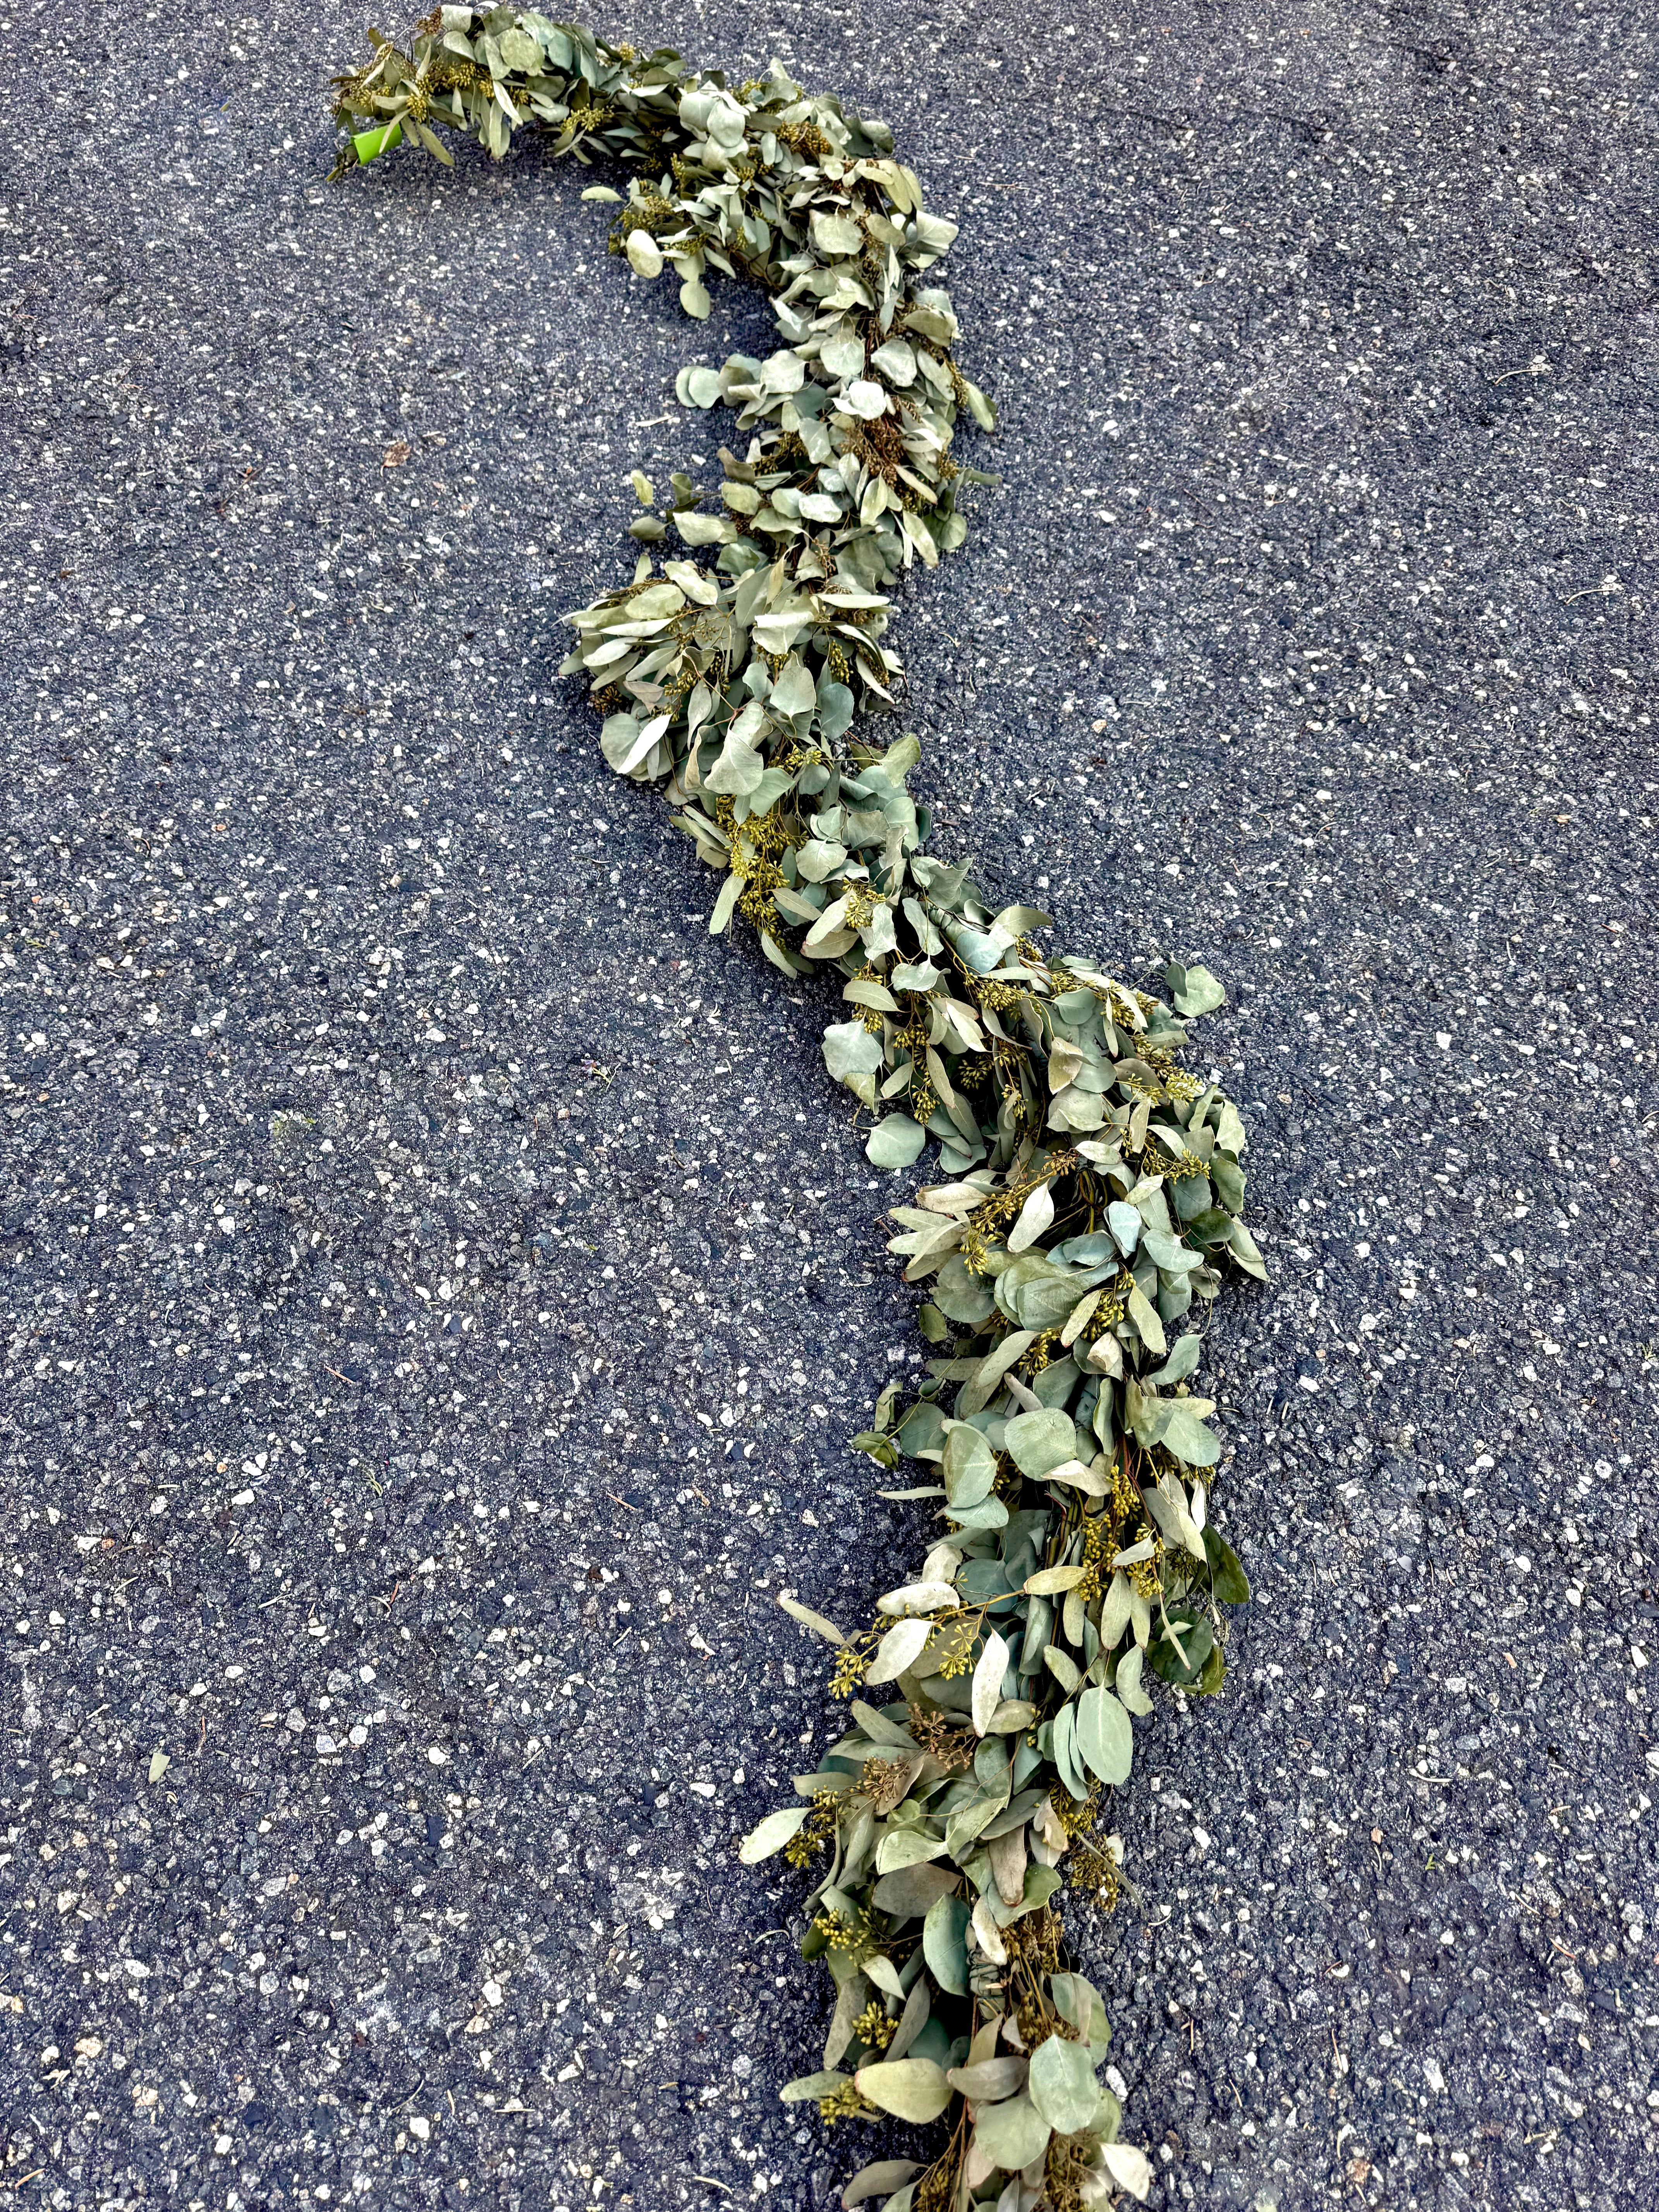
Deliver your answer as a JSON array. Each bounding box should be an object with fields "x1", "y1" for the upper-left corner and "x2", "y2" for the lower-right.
[{"x1": 331, "y1": 18, "x2": 1264, "y2": 2206}]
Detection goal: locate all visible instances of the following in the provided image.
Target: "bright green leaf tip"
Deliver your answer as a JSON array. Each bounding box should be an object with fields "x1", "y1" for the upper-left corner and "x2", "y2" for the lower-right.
[{"x1": 352, "y1": 120, "x2": 402, "y2": 164}]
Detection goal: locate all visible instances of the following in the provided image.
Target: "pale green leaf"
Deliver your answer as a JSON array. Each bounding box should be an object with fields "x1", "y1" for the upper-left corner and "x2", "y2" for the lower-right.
[
  {"x1": 867, "y1": 1115, "x2": 926, "y2": 1170},
  {"x1": 625, "y1": 230, "x2": 663, "y2": 280},
  {"x1": 970, "y1": 1629, "x2": 1009, "y2": 1736},
  {"x1": 1003, "y1": 1408, "x2": 1077, "y2": 1479},
  {"x1": 1006, "y1": 1181, "x2": 1054, "y2": 1253},
  {"x1": 854, "y1": 2056, "x2": 953, "y2": 2123},
  {"x1": 1027, "y1": 2032, "x2": 1100, "y2": 2135},
  {"x1": 1164, "y1": 961, "x2": 1226, "y2": 1016},
  {"x1": 970, "y1": 2093, "x2": 1050, "y2": 2172},
  {"x1": 1101, "y1": 2142, "x2": 1155, "y2": 2200},
  {"x1": 840, "y1": 2163, "x2": 922, "y2": 2209},
  {"x1": 778, "y1": 1595, "x2": 848, "y2": 1646},
  {"x1": 1075, "y1": 1685, "x2": 1133, "y2": 1786},
  {"x1": 922, "y1": 1893, "x2": 970, "y2": 1996},
  {"x1": 866, "y1": 1615, "x2": 931, "y2": 1685},
  {"x1": 823, "y1": 1020, "x2": 884, "y2": 1083},
  {"x1": 738, "y1": 1804, "x2": 810, "y2": 1863}
]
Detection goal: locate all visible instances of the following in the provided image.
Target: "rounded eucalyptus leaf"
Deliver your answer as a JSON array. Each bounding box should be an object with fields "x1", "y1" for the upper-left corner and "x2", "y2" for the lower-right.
[
  {"x1": 1027, "y1": 2032, "x2": 1101, "y2": 2135},
  {"x1": 1003, "y1": 1407, "x2": 1077, "y2": 1479},
  {"x1": 853, "y1": 2056, "x2": 953, "y2": 2123},
  {"x1": 970, "y1": 2092, "x2": 1050, "y2": 2172},
  {"x1": 625, "y1": 229, "x2": 663, "y2": 279}
]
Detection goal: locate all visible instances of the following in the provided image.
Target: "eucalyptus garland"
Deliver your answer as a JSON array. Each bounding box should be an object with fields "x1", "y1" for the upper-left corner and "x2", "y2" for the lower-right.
[{"x1": 330, "y1": 18, "x2": 1265, "y2": 2207}]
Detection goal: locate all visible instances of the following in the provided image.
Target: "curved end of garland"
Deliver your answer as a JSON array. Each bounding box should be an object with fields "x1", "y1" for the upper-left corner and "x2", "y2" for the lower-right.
[{"x1": 329, "y1": 16, "x2": 1265, "y2": 2205}]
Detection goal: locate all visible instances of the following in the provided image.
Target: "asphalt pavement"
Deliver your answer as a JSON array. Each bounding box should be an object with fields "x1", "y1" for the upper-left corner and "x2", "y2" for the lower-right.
[{"x1": 2, "y1": 1, "x2": 1656, "y2": 2208}]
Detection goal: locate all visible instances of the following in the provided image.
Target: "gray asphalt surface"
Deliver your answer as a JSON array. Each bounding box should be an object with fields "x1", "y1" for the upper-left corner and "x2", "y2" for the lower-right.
[{"x1": 3, "y1": 1, "x2": 1657, "y2": 2207}]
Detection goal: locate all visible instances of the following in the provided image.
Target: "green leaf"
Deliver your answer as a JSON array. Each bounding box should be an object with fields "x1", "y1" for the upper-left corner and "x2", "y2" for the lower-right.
[
  {"x1": 941, "y1": 1421, "x2": 997, "y2": 1508},
  {"x1": 738, "y1": 1805, "x2": 810, "y2": 1863},
  {"x1": 1005, "y1": 1863, "x2": 1061, "y2": 1923},
  {"x1": 496, "y1": 25, "x2": 542, "y2": 69},
  {"x1": 677, "y1": 364, "x2": 723, "y2": 409},
  {"x1": 848, "y1": 1429, "x2": 898, "y2": 1470},
  {"x1": 970, "y1": 2093, "x2": 1050, "y2": 2172},
  {"x1": 817, "y1": 680, "x2": 855, "y2": 743},
  {"x1": 876, "y1": 1828, "x2": 948, "y2": 1875},
  {"x1": 970, "y1": 1629, "x2": 1010, "y2": 1736},
  {"x1": 1125, "y1": 1282, "x2": 1166, "y2": 1356},
  {"x1": 869, "y1": 338, "x2": 918, "y2": 386},
  {"x1": 1226, "y1": 1216, "x2": 1269, "y2": 1280},
  {"x1": 1146, "y1": 1607, "x2": 1214, "y2": 1687},
  {"x1": 854, "y1": 2056, "x2": 953, "y2": 2123},
  {"x1": 709, "y1": 870, "x2": 743, "y2": 936},
  {"x1": 876, "y1": 1583, "x2": 955, "y2": 1619},
  {"x1": 963, "y1": 378, "x2": 997, "y2": 431},
  {"x1": 352, "y1": 120, "x2": 404, "y2": 165},
  {"x1": 781, "y1": 2068, "x2": 851, "y2": 2102},
  {"x1": 946, "y1": 2056, "x2": 1028, "y2": 2102},
  {"x1": 1027, "y1": 2032, "x2": 1101, "y2": 2135},
  {"x1": 922, "y1": 1893, "x2": 971, "y2": 1996},
  {"x1": 1074, "y1": 1685, "x2": 1133, "y2": 1787},
  {"x1": 1101, "y1": 2142, "x2": 1155, "y2": 2200},
  {"x1": 1050, "y1": 1970, "x2": 1111, "y2": 2055},
  {"x1": 1147, "y1": 1332, "x2": 1202, "y2": 1388},
  {"x1": 1003, "y1": 1407, "x2": 1077, "y2": 1480},
  {"x1": 1051, "y1": 1702, "x2": 1088, "y2": 1800},
  {"x1": 820, "y1": 331, "x2": 866, "y2": 380},
  {"x1": 1158, "y1": 1399, "x2": 1222, "y2": 1469},
  {"x1": 840, "y1": 2164, "x2": 923, "y2": 2208},
  {"x1": 680, "y1": 275, "x2": 713, "y2": 319},
  {"x1": 872, "y1": 1859, "x2": 961, "y2": 1920},
  {"x1": 1141, "y1": 1228, "x2": 1200, "y2": 1275},
  {"x1": 625, "y1": 230, "x2": 663, "y2": 280},
  {"x1": 917, "y1": 1301, "x2": 950, "y2": 1343},
  {"x1": 1184, "y1": 1205, "x2": 1235, "y2": 1246},
  {"x1": 1113, "y1": 1644, "x2": 1152, "y2": 1716},
  {"x1": 1210, "y1": 1150, "x2": 1245, "y2": 1209},
  {"x1": 1107, "y1": 1200, "x2": 1142, "y2": 1259},
  {"x1": 823, "y1": 1020, "x2": 884, "y2": 1083},
  {"x1": 866, "y1": 1615, "x2": 930, "y2": 1685},
  {"x1": 778, "y1": 1595, "x2": 848, "y2": 1646},
  {"x1": 1164, "y1": 961, "x2": 1226, "y2": 1016},
  {"x1": 931, "y1": 1256, "x2": 996, "y2": 1328},
  {"x1": 1202, "y1": 1525, "x2": 1250, "y2": 1606},
  {"x1": 599, "y1": 711, "x2": 665, "y2": 777},
  {"x1": 770, "y1": 655, "x2": 817, "y2": 720},
  {"x1": 945, "y1": 1496, "x2": 1008, "y2": 1534},
  {"x1": 998, "y1": 1254, "x2": 1104, "y2": 1331},
  {"x1": 1024, "y1": 1565, "x2": 1087, "y2": 1597},
  {"x1": 1006, "y1": 1181, "x2": 1054, "y2": 1253},
  {"x1": 811, "y1": 211, "x2": 865, "y2": 258}
]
